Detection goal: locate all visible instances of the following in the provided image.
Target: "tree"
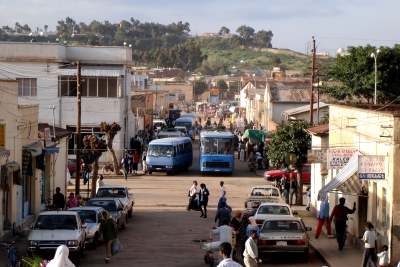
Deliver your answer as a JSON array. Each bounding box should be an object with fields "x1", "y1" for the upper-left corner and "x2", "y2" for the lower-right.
[
  {"x1": 218, "y1": 26, "x2": 230, "y2": 36},
  {"x1": 268, "y1": 120, "x2": 312, "y2": 205},
  {"x1": 253, "y1": 30, "x2": 273, "y2": 47},
  {"x1": 325, "y1": 45, "x2": 400, "y2": 104},
  {"x1": 216, "y1": 79, "x2": 228, "y2": 91},
  {"x1": 100, "y1": 122, "x2": 122, "y2": 175},
  {"x1": 82, "y1": 135, "x2": 107, "y2": 197},
  {"x1": 236, "y1": 25, "x2": 255, "y2": 44}
]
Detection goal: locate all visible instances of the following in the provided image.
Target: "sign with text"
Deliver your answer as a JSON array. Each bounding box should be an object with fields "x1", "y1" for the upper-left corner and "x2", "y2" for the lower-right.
[
  {"x1": 307, "y1": 149, "x2": 327, "y2": 163},
  {"x1": 0, "y1": 124, "x2": 5, "y2": 149},
  {"x1": 358, "y1": 155, "x2": 386, "y2": 180},
  {"x1": 327, "y1": 149, "x2": 356, "y2": 169}
]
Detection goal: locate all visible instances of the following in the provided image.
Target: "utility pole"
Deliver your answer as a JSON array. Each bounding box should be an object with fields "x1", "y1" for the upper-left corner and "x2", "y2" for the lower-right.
[
  {"x1": 75, "y1": 61, "x2": 82, "y2": 196},
  {"x1": 309, "y1": 37, "x2": 316, "y2": 124}
]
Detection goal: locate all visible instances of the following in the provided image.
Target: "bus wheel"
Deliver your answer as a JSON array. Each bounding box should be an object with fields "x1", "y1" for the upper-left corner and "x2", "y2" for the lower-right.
[{"x1": 148, "y1": 171, "x2": 152, "y2": 174}]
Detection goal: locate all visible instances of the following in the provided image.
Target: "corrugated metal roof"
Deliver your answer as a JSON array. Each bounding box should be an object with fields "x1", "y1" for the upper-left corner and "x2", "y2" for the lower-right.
[
  {"x1": 283, "y1": 102, "x2": 329, "y2": 115},
  {"x1": 269, "y1": 80, "x2": 329, "y2": 103},
  {"x1": 58, "y1": 67, "x2": 123, "y2": 77}
]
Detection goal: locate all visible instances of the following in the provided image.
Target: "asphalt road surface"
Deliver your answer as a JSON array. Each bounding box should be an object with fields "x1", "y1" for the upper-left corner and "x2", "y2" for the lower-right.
[{"x1": 79, "y1": 140, "x2": 324, "y2": 267}]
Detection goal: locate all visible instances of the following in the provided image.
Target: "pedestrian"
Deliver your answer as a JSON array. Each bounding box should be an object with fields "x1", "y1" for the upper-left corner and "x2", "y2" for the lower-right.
[
  {"x1": 199, "y1": 183, "x2": 210, "y2": 218},
  {"x1": 239, "y1": 141, "x2": 246, "y2": 162},
  {"x1": 202, "y1": 220, "x2": 233, "y2": 252},
  {"x1": 53, "y1": 187, "x2": 65, "y2": 210},
  {"x1": 96, "y1": 174, "x2": 105, "y2": 193},
  {"x1": 81, "y1": 160, "x2": 90, "y2": 185},
  {"x1": 128, "y1": 150, "x2": 133, "y2": 174},
  {"x1": 329, "y1": 197, "x2": 356, "y2": 250},
  {"x1": 218, "y1": 181, "x2": 227, "y2": 209},
  {"x1": 230, "y1": 210, "x2": 242, "y2": 261},
  {"x1": 361, "y1": 222, "x2": 378, "y2": 267},
  {"x1": 377, "y1": 245, "x2": 389, "y2": 267},
  {"x1": 289, "y1": 177, "x2": 298, "y2": 205},
  {"x1": 66, "y1": 192, "x2": 78, "y2": 208},
  {"x1": 46, "y1": 245, "x2": 75, "y2": 267},
  {"x1": 243, "y1": 230, "x2": 258, "y2": 267},
  {"x1": 315, "y1": 198, "x2": 332, "y2": 239},
  {"x1": 142, "y1": 148, "x2": 147, "y2": 173},
  {"x1": 281, "y1": 175, "x2": 290, "y2": 204},
  {"x1": 99, "y1": 210, "x2": 117, "y2": 263},
  {"x1": 217, "y1": 242, "x2": 242, "y2": 267},
  {"x1": 256, "y1": 151, "x2": 262, "y2": 170},
  {"x1": 187, "y1": 180, "x2": 198, "y2": 211},
  {"x1": 215, "y1": 201, "x2": 232, "y2": 227},
  {"x1": 245, "y1": 216, "x2": 260, "y2": 239},
  {"x1": 121, "y1": 150, "x2": 130, "y2": 180},
  {"x1": 305, "y1": 186, "x2": 311, "y2": 211},
  {"x1": 132, "y1": 150, "x2": 139, "y2": 175}
]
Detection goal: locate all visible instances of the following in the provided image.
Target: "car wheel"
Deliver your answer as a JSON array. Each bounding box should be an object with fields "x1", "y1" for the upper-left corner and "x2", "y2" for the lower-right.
[
  {"x1": 71, "y1": 251, "x2": 80, "y2": 265},
  {"x1": 121, "y1": 216, "x2": 127, "y2": 230},
  {"x1": 91, "y1": 233, "x2": 99, "y2": 250},
  {"x1": 128, "y1": 206, "x2": 133, "y2": 218},
  {"x1": 80, "y1": 241, "x2": 86, "y2": 258},
  {"x1": 148, "y1": 171, "x2": 152, "y2": 174},
  {"x1": 302, "y1": 250, "x2": 309, "y2": 262}
]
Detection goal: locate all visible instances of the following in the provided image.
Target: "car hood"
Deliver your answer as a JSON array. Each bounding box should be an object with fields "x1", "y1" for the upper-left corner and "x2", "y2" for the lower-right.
[
  {"x1": 28, "y1": 229, "x2": 82, "y2": 240},
  {"x1": 259, "y1": 231, "x2": 306, "y2": 240}
]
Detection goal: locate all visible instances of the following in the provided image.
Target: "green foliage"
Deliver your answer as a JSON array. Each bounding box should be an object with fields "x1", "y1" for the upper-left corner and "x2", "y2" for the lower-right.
[
  {"x1": 22, "y1": 254, "x2": 44, "y2": 267},
  {"x1": 325, "y1": 45, "x2": 400, "y2": 104},
  {"x1": 216, "y1": 80, "x2": 228, "y2": 91},
  {"x1": 268, "y1": 120, "x2": 312, "y2": 169}
]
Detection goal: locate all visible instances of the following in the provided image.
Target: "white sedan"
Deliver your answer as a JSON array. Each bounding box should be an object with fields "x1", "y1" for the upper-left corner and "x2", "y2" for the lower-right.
[
  {"x1": 254, "y1": 202, "x2": 296, "y2": 228},
  {"x1": 258, "y1": 216, "x2": 312, "y2": 262}
]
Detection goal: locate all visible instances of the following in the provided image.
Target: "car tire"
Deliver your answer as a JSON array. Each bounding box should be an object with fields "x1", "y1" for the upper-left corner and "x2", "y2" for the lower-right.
[
  {"x1": 148, "y1": 171, "x2": 152, "y2": 174},
  {"x1": 71, "y1": 251, "x2": 80, "y2": 265},
  {"x1": 128, "y1": 206, "x2": 133, "y2": 218},
  {"x1": 121, "y1": 216, "x2": 127, "y2": 230},
  {"x1": 91, "y1": 233, "x2": 99, "y2": 250},
  {"x1": 80, "y1": 241, "x2": 86, "y2": 258}
]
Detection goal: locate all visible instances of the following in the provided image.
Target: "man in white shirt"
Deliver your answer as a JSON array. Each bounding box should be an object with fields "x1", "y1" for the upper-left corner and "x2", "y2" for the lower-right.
[
  {"x1": 187, "y1": 180, "x2": 198, "y2": 211},
  {"x1": 243, "y1": 230, "x2": 258, "y2": 267},
  {"x1": 202, "y1": 220, "x2": 233, "y2": 251},
  {"x1": 217, "y1": 242, "x2": 242, "y2": 267},
  {"x1": 218, "y1": 181, "x2": 227, "y2": 209}
]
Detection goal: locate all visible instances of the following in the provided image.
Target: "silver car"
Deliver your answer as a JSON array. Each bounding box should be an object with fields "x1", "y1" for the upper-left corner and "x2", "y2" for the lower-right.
[
  {"x1": 69, "y1": 206, "x2": 105, "y2": 250},
  {"x1": 258, "y1": 216, "x2": 312, "y2": 262}
]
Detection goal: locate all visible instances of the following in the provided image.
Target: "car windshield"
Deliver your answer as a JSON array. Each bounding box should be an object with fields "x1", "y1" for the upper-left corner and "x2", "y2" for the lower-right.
[
  {"x1": 257, "y1": 206, "x2": 290, "y2": 215},
  {"x1": 148, "y1": 145, "x2": 174, "y2": 157},
  {"x1": 76, "y1": 210, "x2": 96, "y2": 223},
  {"x1": 201, "y1": 137, "x2": 233, "y2": 155},
  {"x1": 86, "y1": 200, "x2": 117, "y2": 212},
  {"x1": 35, "y1": 215, "x2": 77, "y2": 230},
  {"x1": 96, "y1": 188, "x2": 126, "y2": 198},
  {"x1": 261, "y1": 220, "x2": 302, "y2": 232},
  {"x1": 251, "y1": 188, "x2": 280, "y2": 197}
]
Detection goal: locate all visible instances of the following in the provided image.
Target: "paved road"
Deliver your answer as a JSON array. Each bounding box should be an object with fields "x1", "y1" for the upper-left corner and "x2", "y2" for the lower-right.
[{"x1": 78, "y1": 141, "x2": 324, "y2": 266}]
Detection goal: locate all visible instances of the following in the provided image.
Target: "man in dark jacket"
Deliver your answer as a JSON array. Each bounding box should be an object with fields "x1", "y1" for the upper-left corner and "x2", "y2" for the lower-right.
[
  {"x1": 199, "y1": 183, "x2": 210, "y2": 218},
  {"x1": 330, "y1": 197, "x2": 356, "y2": 250},
  {"x1": 53, "y1": 187, "x2": 65, "y2": 210}
]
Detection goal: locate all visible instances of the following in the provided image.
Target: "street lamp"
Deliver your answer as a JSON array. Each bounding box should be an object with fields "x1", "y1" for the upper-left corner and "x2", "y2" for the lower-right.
[{"x1": 371, "y1": 49, "x2": 380, "y2": 105}]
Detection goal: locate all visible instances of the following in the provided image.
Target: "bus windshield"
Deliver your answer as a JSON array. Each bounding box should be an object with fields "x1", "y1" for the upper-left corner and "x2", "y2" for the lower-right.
[
  {"x1": 148, "y1": 145, "x2": 174, "y2": 157},
  {"x1": 201, "y1": 137, "x2": 233, "y2": 155}
]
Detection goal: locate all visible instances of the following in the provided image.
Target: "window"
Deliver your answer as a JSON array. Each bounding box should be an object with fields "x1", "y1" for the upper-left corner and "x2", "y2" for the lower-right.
[
  {"x1": 17, "y1": 78, "x2": 37, "y2": 96},
  {"x1": 59, "y1": 76, "x2": 119, "y2": 98}
]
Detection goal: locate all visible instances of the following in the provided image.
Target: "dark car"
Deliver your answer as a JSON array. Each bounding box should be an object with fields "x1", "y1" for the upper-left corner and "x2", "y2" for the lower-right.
[
  {"x1": 264, "y1": 164, "x2": 311, "y2": 184},
  {"x1": 85, "y1": 198, "x2": 127, "y2": 230}
]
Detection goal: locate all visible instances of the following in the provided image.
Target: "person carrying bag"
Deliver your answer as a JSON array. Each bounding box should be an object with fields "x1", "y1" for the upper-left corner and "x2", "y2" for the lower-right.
[{"x1": 100, "y1": 211, "x2": 117, "y2": 263}]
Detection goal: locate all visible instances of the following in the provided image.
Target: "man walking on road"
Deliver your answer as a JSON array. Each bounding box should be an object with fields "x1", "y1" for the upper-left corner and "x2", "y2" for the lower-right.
[
  {"x1": 215, "y1": 202, "x2": 231, "y2": 227},
  {"x1": 243, "y1": 230, "x2": 258, "y2": 267},
  {"x1": 217, "y1": 242, "x2": 242, "y2": 267},
  {"x1": 218, "y1": 180, "x2": 227, "y2": 209},
  {"x1": 187, "y1": 180, "x2": 198, "y2": 211},
  {"x1": 330, "y1": 197, "x2": 356, "y2": 250}
]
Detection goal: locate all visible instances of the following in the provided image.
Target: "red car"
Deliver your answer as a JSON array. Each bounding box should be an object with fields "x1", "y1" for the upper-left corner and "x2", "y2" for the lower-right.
[
  {"x1": 67, "y1": 159, "x2": 77, "y2": 176},
  {"x1": 264, "y1": 164, "x2": 311, "y2": 184}
]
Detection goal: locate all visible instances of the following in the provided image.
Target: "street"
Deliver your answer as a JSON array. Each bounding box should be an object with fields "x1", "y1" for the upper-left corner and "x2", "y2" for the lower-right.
[{"x1": 78, "y1": 141, "x2": 324, "y2": 266}]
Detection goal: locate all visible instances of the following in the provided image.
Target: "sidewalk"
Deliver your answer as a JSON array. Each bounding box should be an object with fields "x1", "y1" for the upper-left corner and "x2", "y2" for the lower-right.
[{"x1": 291, "y1": 205, "x2": 363, "y2": 267}]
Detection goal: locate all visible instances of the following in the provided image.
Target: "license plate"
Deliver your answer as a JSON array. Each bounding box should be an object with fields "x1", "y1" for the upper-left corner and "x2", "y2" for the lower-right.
[
  {"x1": 156, "y1": 168, "x2": 161, "y2": 170},
  {"x1": 276, "y1": 241, "x2": 287, "y2": 246}
]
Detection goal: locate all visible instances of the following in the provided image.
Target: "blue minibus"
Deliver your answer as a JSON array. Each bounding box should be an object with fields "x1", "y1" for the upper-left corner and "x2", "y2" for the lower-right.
[
  {"x1": 146, "y1": 137, "x2": 193, "y2": 175},
  {"x1": 175, "y1": 117, "x2": 195, "y2": 139},
  {"x1": 199, "y1": 130, "x2": 235, "y2": 175}
]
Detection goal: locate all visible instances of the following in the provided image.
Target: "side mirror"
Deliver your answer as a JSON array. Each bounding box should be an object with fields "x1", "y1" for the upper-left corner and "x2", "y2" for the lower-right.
[
  {"x1": 292, "y1": 211, "x2": 298, "y2": 215},
  {"x1": 305, "y1": 227, "x2": 312, "y2": 231}
]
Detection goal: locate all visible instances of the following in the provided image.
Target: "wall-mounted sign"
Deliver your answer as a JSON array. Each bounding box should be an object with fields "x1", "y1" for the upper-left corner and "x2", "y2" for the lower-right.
[
  {"x1": 0, "y1": 124, "x2": 5, "y2": 149},
  {"x1": 358, "y1": 155, "x2": 386, "y2": 180},
  {"x1": 307, "y1": 149, "x2": 327, "y2": 163},
  {"x1": 327, "y1": 149, "x2": 356, "y2": 169}
]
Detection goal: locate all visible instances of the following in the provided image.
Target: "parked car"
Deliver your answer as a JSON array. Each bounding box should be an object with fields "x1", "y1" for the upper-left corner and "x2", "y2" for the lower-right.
[
  {"x1": 254, "y1": 202, "x2": 296, "y2": 228},
  {"x1": 69, "y1": 206, "x2": 106, "y2": 249},
  {"x1": 27, "y1": 210, "x2": 87, "y2": 265},
  {"x1": 258, "y1": 216, "x2": 312, "y2": 262},
  {"x1": 95, "y1": 185, "x2": 135, "y2": 218},
  {"x1": 85, "y1": 198, "x2": 127, "y2": 230},
  {"x1": 174, "y1": 126, "x2": 190, "y2": 138},
  {"x1": 244, "y1": 185, "x2": 283, "y2": 216},
  {"x1": 68, "y1": 158, "x2": 77, "y2": 176},
  {"x1": 264, "y1": 164, "x2": 311, "y2": 184}
]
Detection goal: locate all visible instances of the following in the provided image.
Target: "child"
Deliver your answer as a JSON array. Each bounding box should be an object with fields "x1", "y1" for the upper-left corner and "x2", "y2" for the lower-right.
[
  {"x1": 377, "y1": 245, "x2": 388, "y2": 267},
  {"x1": 305, "y1": 187, "x2": 311, "y2": 211}
]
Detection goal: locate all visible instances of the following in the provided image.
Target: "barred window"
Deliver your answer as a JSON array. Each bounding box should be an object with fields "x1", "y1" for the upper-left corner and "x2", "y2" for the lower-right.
[
  {"x1": 59, "y1": 76, "x2": 119, "y2": 98},
  {"x1": 17, "y1": 78, "x2": 37, "y2": 96}
]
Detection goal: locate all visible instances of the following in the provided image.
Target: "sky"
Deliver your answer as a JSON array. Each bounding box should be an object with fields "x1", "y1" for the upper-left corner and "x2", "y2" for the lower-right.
[{"x1": 1, "y1": 0, "x2": 399, "y2": 55}]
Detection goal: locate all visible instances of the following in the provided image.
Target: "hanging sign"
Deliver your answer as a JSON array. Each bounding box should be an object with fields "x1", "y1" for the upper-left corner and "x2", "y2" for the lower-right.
[{"x1": 358, "y1": 155, "x2": 386, "y2": 180}]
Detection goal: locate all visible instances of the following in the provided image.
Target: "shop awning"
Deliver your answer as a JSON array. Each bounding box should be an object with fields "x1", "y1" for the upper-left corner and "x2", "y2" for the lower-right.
[
  {"x1": 318, "y1": 151, "x2": 363, "y2": 201},
  {"x1": 243, "y1": 129, "x2": 274, "y2": 143},
  {"x1": 44, "y1": 147, "x2": 60, "y2": 155},
  {"x1": 23, "y1": 141, "x2": 43, "y2": 157}
]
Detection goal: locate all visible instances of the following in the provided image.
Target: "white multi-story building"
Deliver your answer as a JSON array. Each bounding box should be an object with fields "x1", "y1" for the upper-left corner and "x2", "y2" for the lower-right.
[{"x1": 0, "y1": 42, "x2": 137, "y2": 159}]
